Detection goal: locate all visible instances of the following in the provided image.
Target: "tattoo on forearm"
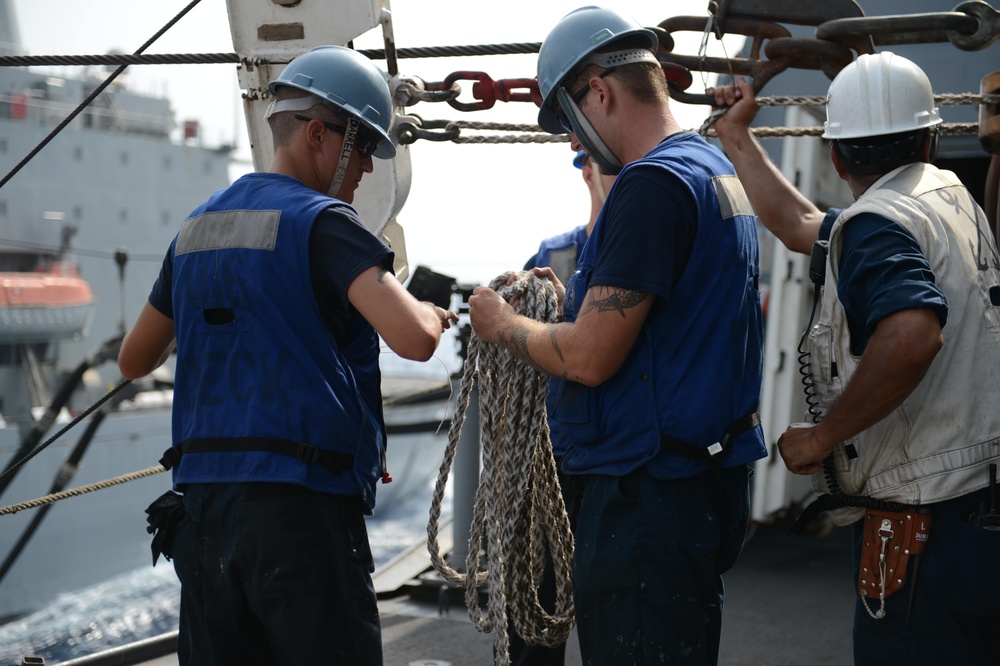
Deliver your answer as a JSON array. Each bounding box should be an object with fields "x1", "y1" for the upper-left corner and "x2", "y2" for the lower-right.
[
  {"x1": 499, "y1": 325, "x2": 546, "y2": 373},
  {"x1": 548, "y1": 327, "x2": 564, "y2": 362},
  {"x1": 376, "y1": 268, "x2": 389, "y2": 284},
  {"x1": 582, "y1": 287, "x2": 646, "y2": 318}
]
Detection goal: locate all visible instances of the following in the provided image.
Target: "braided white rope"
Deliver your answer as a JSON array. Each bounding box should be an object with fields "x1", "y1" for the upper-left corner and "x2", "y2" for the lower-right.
[
  {"x1": 699, "y1": 92, "x2": 999, "y2": 137},
  {"x1": 0, "y1": 465, "x2": 167, "y2": 516},
  {"x1": 427, "y1": 271, "x2": 575, "y2": 665}
]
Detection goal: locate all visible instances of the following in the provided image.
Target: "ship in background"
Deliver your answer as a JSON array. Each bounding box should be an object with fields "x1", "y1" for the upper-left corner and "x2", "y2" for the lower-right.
[
  {"x1": 0, "y1": 0, "x2": 232, "y2": 623},
  {"x1": 0, "y1": 0, "x2": 454, "y2": 623},
  {"x1": 1, "y1": 0, "x2": 998, "y2": 657}
]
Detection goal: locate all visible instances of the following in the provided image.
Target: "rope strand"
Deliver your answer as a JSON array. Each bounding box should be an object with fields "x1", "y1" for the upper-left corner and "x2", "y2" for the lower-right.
[
  {"x1": 0, "y1": 465, "x2": 166, "y2": 516},
  {"x1": 427, "y1": 271, "x2": 574, "y2": 665}
]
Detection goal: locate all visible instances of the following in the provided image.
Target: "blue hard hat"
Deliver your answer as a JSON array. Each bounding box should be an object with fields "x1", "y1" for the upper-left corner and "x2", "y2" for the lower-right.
[
  {"x1": 573, "y1": 150, "x2": 587, "y2": 169},
  {"x1": 268, "y1": 45, "x2": 396, "y2": 159},
  {"x1": 536, "y1": 6, "x2": 658, "y2": 134}
]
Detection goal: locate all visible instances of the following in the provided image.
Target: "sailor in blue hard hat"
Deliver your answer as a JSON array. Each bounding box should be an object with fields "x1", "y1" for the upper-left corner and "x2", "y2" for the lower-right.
[
  {"x1": 535, "y1": 6, "x2": 660, "y2": 175},
  {"x1": 119, "y1": 44, "x2": 457, "y2": 666},
  {"x1": 470, "y1": 6, "x2": 765, "y2": 664},
  {"x1": 265, "y1": 45, "x2": 396, "y2": 203}
]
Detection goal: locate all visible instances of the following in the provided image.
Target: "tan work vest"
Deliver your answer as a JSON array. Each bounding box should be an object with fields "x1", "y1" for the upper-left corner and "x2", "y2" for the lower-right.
[{"x1": 809, "y1": 163, "x2": 1000, "y2": 525}]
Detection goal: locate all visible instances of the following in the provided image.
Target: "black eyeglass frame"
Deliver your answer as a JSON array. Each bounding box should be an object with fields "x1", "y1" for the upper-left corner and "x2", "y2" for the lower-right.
[
  {"x1": 556, "y1": 67, "x2": 618, "y2": 134},
  {"x1": 294, "y1": 114, "x2": 379, "y2": 158}
]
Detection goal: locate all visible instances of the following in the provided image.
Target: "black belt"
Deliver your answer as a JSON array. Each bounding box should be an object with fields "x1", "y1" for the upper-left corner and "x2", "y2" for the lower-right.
[
  {"x1": 660, "y1": 409, "x2": 761, "y2": 467},
  {"x1": 660, "y1": 409, "x2": 760, "y2": 566},
  {"x1": 160, "y1": 437, "x2": 354, "y2": 476},
  {"x1": 790, "y1": 492, "x2": 910, "y2": 534}
]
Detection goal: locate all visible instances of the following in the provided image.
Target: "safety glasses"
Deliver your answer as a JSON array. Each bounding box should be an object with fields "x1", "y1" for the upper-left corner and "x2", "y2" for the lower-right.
[
  {"x1": 294, "y1": 114, "x2": 379, "y2": 158},
  {"x1": 555, "y1": 67, "x2": 617, "y2": 133}
]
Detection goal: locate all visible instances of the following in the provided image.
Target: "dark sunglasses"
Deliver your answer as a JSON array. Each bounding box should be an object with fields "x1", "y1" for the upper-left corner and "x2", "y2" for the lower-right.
[
  {"x1": 556, "y1": 67, "x2": 617, "y2": 133},
  {"x1": 295, "y1": 114, "x2": 379, "y2": 158}
]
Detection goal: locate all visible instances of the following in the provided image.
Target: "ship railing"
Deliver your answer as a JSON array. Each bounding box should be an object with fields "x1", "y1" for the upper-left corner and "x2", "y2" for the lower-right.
[{"x1": 0, "y1": 90, "x2": 172, "y2": 137}]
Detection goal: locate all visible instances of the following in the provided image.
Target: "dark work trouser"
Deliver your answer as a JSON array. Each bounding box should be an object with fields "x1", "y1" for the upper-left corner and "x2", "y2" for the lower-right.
[
  {"x1": 573, "y1": 465, "x2": 753, "y2": 666},
  {"x1": 852, "y1": 485, "x2": 1000, "y2": 665},
  {"x1": 172, "y1": 482, "x2": 381, "y2": 666}
]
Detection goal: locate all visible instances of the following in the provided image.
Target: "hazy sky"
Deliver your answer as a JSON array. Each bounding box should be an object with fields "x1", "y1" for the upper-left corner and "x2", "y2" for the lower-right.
[{"x1": 9, "y1": 0, "x2": 744, "y2": 286}]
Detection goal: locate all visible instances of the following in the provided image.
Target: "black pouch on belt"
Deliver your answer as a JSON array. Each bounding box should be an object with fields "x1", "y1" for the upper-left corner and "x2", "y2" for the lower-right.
[
  {"x1": 144, "y1": 490, "x2": 185, "y2": 566},
  {"x1": 857, "y1": 507, "x2": 932, "y2": 616}
]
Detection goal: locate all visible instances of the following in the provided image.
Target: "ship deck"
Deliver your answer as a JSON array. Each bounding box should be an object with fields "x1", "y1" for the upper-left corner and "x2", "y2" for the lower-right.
[{"x1": 58, "y1": 522, "x2": 855, "y2": 666}]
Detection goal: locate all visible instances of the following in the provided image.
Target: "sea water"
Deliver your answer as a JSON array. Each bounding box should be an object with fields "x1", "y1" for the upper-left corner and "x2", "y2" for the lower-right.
[{"x1": 0, "y1": 480, "x2": 451, "y2": 665}]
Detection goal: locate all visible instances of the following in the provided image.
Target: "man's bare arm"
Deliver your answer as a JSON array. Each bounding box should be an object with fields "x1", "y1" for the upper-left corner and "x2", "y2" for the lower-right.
[
  {"x1": 708, "y1": 78, "x2": 825, "y2": 255},
  {"x1": 778, "y1": 308, "x2": 942, "y2": 474},
  {"x1": 581, "y1": 286, "x2": 647, "y2": 317},
  {"x1": 348, "y1": 265, "x2": 456, "y2": 362},
  {"x1": 119, "y1": 301, "x2": 176, "y2": 380},
  {"x1": 470, "y1": 284, "x2": 652, "y2": 386}
]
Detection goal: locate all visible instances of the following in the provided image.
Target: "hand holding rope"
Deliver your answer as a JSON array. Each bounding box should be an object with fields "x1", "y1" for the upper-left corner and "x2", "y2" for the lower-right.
[{"x1": 427, "y1": 271, "x2": 574, "y2": 665}]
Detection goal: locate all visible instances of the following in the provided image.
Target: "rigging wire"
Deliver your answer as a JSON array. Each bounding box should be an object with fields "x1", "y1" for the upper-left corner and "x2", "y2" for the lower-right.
[
  {"x1": 0, "y1": 42, "x2": 543, "y2": 69},
  {"x1": 0, "y1": 379, "x2": 133, "y2": 490},
  {"x1": 0, "y1": 237, "x2": 164, "y2": 263},
  {"x1": 0, "y1": 0, "x2": 205, "y2": 191}
]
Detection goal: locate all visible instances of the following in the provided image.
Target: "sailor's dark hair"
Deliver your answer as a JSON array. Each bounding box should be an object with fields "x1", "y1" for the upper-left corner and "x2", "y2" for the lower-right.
[
  {"x1": 570, "y1": 34, "x2": 667, "y2": 105},
  {"x1": 832, "y1": 128, "x2": 934, "y2": 177}
]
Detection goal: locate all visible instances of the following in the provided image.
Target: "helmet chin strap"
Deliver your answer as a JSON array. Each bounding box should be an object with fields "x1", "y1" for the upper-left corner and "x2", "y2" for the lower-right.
[
  {"x1": 264, "y1": 96, "x2": 361, "y2": 200},
  {"x1": 328, "y1": 116, "x2": 360, "y2": 200},
  {"x1": 592, "y1": 162, "x2": 608, "y2": 203},
  {"x1": 928, "y1": 128, "x2": 939, "y2": 162},
  {"x1": 556, "y1": 87, "x2": 623, "y2": 175}
]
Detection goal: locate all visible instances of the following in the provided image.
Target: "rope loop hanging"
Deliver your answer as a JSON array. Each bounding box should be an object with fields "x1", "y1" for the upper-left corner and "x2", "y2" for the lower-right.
[{"x1": 427, "y1": 270, "x2": 575, "y2": 665}]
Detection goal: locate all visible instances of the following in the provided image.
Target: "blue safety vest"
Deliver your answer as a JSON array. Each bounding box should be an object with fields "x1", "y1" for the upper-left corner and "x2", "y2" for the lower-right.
[
  {"x1": 532, "y1": 224, "x2": 589, "y2": 457},
  {"x1": 558, "y1": 135, "x2": 766, "y2": 478},
  {"x1": 534, "y1": 225, "x2": 588, "y2": 287},
  {"x1": 169, "y1": 172, "x2": 384, "y2": 509}
]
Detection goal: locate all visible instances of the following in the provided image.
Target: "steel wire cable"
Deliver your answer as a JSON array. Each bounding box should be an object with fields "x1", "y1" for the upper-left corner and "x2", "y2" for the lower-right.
[{"x1": 0, "y1": 0, "x2": 206, "y2": 191}]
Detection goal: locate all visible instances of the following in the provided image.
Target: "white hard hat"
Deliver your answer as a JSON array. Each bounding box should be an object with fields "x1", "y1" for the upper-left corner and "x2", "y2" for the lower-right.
[{"x1": 823, "y1": 51, "x2": 941, "y2": 140}]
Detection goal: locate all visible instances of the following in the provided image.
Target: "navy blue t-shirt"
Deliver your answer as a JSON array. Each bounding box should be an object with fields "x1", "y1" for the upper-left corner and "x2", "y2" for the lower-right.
[
  {"x1": 586, "y1": 165, "x2": 696, "y2": 304},
  {"x1": 149, "y1": 205, "x2": 393, "y2": 348},
  {"x1": 820, "y1": 209, "x2": 947, "y2": 355}
]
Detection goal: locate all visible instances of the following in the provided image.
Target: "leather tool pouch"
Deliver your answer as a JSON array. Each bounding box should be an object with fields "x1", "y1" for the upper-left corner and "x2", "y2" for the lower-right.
[{"x1": 857, "y1": 507, "x2": 932, "y2": 600}]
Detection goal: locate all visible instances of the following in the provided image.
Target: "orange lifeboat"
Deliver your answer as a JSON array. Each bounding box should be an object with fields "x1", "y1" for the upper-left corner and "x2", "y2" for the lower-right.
[{"x1": 0, "y1": 261, "x2": 95, "y2": 342}]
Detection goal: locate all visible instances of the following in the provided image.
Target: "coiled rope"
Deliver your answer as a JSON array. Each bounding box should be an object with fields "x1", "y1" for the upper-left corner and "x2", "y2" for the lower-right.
[{"x1": 427, "y1": 271, "x2": 574, "y2": 666}]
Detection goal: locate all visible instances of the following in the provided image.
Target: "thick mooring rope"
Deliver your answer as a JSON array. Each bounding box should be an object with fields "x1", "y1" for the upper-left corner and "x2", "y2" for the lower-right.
[
  {"x1": 0, "y1": 465, "x2": 167, "y2": 516},
  {"x1": 427, "y1": 271, "x2": 574, "y2": 666}
]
